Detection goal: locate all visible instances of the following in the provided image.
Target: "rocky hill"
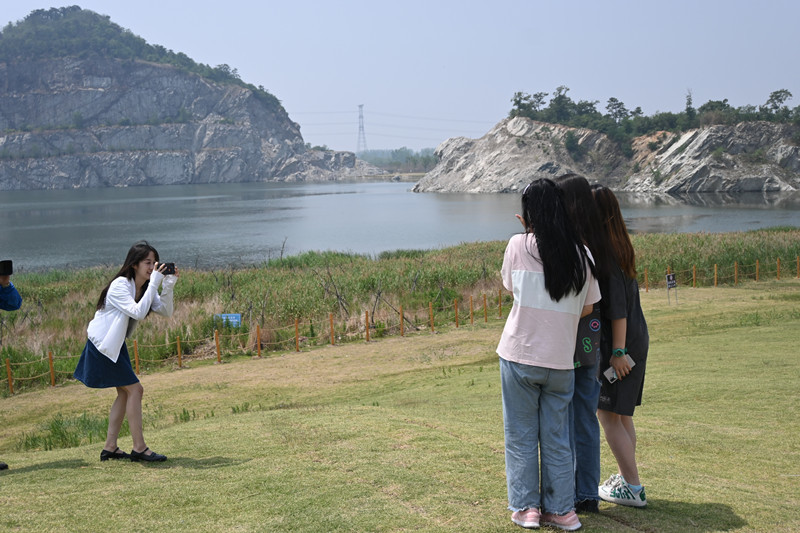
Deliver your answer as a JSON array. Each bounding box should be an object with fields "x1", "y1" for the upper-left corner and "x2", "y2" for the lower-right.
[
  {"x1": 0, "y1": 9, "x2": 381, "y2": 190},
  {"x1": 412, "y1": 117, "x2": 800, "y2": 194}
]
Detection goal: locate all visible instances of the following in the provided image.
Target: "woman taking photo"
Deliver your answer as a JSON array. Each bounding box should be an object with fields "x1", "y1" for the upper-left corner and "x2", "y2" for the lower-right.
[{"x1": 74, "y1": 241, "x2": 178, "y2": 462}]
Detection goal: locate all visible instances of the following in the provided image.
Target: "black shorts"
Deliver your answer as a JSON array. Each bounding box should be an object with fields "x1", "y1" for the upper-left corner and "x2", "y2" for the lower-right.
[{"x1": 598, "y1": 356, "x2": 646, "y2": 416}]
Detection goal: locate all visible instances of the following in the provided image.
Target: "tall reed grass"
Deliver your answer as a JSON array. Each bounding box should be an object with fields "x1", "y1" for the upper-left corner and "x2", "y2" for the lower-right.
[{"x1": 2, "y1": 229, "x2": 797, "y2": 394}]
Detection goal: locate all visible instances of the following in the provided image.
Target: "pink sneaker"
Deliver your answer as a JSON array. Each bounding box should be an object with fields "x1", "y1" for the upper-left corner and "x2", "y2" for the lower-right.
[
  {"x1": 511, "y1": 508, "x2": 540, "y2": 529},
  {"x1": 540, "y1": 510, "x2": 581, "y2": 531}
]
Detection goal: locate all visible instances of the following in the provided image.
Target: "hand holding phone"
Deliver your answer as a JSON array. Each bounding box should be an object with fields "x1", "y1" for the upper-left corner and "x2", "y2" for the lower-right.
[
  {"x1": 604, "y1": 354, "x2": 635, "y2": 383},
  {"x1": 162, "y1": 262, "x2": 176, "y2": 275}
]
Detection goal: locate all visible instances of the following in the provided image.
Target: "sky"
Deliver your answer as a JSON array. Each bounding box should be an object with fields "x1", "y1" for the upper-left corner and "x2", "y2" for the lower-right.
[{"x1": 3, "y1": 0, "x2": 799, "y2": 152}]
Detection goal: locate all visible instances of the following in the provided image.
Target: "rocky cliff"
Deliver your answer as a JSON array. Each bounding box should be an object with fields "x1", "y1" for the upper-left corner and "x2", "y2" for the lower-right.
[
  {"x1": 0, "y1": 58, "x2": 381, "y2": 189},
  {"x1": 412, "y1": 117, "x2": 800, "y2": 194}
]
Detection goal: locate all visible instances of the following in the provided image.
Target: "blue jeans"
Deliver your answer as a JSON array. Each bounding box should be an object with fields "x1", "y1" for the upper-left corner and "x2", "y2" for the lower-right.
[
  {"x1": 500, "y1": 358, "x2": 575, "y2": 514},
  {"x1": 569, "y1": 363, "x2": 601, "y2": 502}
]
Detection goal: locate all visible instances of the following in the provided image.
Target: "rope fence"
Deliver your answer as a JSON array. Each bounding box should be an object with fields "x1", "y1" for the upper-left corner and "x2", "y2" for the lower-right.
[
  {"x1": 3, "y1": 256, "x2": 799, "y2": 395},
  {"x1": 1, "y1": 291, "x2": 508, "y2": 395},
  {"x1": 639, "y1": 256, "x2": 799, "y2": 291}
]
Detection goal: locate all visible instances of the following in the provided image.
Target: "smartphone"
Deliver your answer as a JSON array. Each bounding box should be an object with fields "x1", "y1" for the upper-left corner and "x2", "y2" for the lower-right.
[
  {"x1": 162, "y1": 262, "x2": 176, "y2": 275},
  {"x1": 603, "y1": 354, "x2": 636, "y2": 383}
]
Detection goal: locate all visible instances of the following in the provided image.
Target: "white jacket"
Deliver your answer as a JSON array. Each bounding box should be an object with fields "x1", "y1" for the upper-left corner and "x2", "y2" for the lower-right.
[{"x1": 87, "y1": 271, "x2": 176, "y2": 362}]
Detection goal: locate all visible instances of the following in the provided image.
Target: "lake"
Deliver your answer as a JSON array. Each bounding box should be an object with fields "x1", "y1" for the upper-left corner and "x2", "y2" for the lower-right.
[{"x1": 1, "y1": 181, "x2": 798, "y2": 271}]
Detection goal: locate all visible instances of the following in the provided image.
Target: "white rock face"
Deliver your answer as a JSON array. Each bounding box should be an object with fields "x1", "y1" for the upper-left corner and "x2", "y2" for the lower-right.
[
  {"x1": 413, "y1": 117, "x2": 800, "y2": 194},
  {"x1": 0, "y1": 58, "x2": 384, "y2": 189}
]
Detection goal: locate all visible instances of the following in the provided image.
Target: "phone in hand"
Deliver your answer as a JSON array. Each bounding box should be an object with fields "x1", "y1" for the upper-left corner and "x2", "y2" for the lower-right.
[
  {"x1": 603, "y1": 354, "x2": 636, "y2": 383},
  {"x1": 162, "y1": 262, "x2": 176, "y2": 275}
]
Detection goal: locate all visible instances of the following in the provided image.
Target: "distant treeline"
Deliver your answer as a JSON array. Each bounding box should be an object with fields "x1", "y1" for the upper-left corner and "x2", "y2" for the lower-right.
[
  {"x1": 0, "y1": 6, "x2": 281, "y2": 109},
  {"x1": 356, "y1": 147, "x2": 438, "y2": 173},
  {"x1": 510, "y1": 86, "x2": 799, "y2": 157}
]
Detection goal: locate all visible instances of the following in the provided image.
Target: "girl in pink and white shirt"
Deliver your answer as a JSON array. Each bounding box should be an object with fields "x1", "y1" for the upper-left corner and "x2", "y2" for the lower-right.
[{"x1": 498, "y1": 178, "x2": 600, "y2": 531}]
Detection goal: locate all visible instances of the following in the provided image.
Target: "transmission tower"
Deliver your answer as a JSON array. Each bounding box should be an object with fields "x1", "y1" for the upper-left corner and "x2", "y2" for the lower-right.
[{"x1": 356, "y1": 104, "x2": 368, "y2": 154}]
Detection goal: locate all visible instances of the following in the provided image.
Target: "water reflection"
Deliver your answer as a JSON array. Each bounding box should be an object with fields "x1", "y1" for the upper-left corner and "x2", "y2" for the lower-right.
[
  {"x1": 0, "y1": 182, "x2": 797, "y2": 271},
  {"x1": 617, "y1": 190, "x2": 800, "y2": 208},
  {"x1": 616, "y1": 191, "x2": 800, "y2": 233}
]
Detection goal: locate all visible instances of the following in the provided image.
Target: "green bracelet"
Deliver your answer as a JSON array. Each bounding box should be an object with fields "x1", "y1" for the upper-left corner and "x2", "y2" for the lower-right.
[{"x1": 612, "y1": 348, "x2": 628, "y2": 358}]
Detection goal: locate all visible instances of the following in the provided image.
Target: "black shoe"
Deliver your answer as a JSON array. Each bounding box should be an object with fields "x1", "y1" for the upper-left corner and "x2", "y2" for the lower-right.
[
  {"x1": 575, "y1": 499, "x2": 599, "y2": 514},
  {"x1": 100, "y1": 447, "x2": 131, "y2": 462},
  {"x1": 0, "y1": 461, "x2": 8, "y2": 470},
  {"x1": 130, "y1": 447, "x2": 167, "y2": 462}
]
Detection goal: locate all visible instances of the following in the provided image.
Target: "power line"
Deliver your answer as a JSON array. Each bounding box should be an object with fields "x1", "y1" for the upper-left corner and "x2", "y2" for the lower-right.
[{"x1": 292, "y1": 109, "x2": 498, "y2": 125}]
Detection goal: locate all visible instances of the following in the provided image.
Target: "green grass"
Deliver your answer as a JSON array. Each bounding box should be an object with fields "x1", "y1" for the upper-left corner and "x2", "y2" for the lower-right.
[{"x1": 1, "y1": 280, "x2": 799, "y2": 531}]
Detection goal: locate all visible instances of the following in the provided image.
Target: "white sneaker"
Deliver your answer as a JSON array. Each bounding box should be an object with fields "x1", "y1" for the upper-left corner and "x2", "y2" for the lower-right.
[
  {"x1": 598, "y1": 475, "x2": 647, "y2": 507},
  {"x1": 599, "y1": 473, "x2": 622, "y2": 490}
]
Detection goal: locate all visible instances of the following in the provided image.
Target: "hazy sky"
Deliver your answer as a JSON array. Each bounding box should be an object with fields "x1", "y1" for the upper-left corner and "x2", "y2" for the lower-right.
[{"x1": 4, "y1": 1, "x2": 798, "y2": 152}]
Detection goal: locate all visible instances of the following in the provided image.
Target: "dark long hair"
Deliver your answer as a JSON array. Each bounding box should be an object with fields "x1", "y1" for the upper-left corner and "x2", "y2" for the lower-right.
[
  {"x1": 520, "y1": 178, "x2": 590, "y2": 301},
  {"x1": 553, "y1": 173, "x2": 610, "y2": 283},
  {"x1": 591, "y1": 185, "x2": 637, "y2": 279},
  {"x1": 96, "y1": 241, "x2": 160, "y2": 310}
]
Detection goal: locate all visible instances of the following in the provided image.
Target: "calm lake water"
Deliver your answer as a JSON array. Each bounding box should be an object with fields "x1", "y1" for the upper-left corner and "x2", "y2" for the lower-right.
[{"x1": 1, "y1": 181, "x2": 798, "y2": 271}]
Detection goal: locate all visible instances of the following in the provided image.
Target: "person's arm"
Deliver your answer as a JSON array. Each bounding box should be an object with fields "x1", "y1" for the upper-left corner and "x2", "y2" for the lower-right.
[
  {"x1": 0, "y1": 278, "x2": 22, "y2": 311},
  {"x1": 151, "y1": 272, "x2": 177, "y2": 317},
  {"x1": 105, "y1": 272, "x2": 164, "y2": 320},
  {"x1": 609, "y1": 318, "x2": 633, "y2": 377},
  {"x1": 501, "y1": 240, "x2": 514, "y2": 292},
  {"x1": 580, "y1": 303, "x2": 594, "y2": 318}
]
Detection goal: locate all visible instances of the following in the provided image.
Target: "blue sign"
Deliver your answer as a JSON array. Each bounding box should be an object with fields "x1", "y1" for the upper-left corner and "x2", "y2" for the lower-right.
[{"x1": 214, "y1": 313, "x2": 241, "y2": 328}]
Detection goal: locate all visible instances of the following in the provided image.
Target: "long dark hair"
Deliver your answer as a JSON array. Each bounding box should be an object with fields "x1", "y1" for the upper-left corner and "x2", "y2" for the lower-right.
[
  {"x1": 96, "y1": 241, "x2": 160, "y2": 310},
  {"x1": 591, "y1": 185, "x2": 637, "y2": 279},
  {"x1": 553, "y1": 173, "x2": 610, "y2": 282},
  {"x1": 520, "y1": 178, "x2": 590, "y2": 301}
]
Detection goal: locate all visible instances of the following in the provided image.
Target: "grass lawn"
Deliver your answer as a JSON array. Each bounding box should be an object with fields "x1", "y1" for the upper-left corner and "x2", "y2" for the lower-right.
[{"x1": 1, "y1": 280, "x2": 799, "y2": 532}]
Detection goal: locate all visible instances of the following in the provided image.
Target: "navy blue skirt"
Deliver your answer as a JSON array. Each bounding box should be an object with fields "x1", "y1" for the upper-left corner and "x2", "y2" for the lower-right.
[{"x1": 74, "y1": 339, "x2": 139, "y2": 388}]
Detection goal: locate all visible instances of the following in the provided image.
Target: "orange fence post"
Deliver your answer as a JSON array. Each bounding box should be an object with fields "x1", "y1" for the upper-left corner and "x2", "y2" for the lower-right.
[
  {"x1": 454, "y1": 299, "x2": 459, "y2": 328},
  {"x1": 714, "y1": 264, "x2": 718, "y2": 287},
  {"x1": 645, "y1": 268, "x2": 649, "y2": 292},
  {"x1": 365, "y1": 310, "x2": 370, "y2": 342},
  {"x1": 214, "y1": 330, "x2": 221, "y2": 363},
  {"x1": 734, "y1": 262, "x2": 738, "y2": 286},
  {"x1": 256, "y1": 325, "x2": 262, "y2": 358},
  {"x1": 48, "y1": 351, "x2": 55, "y2": 387},
  {"x1": 498, "y1": 289, "x2": 503, "y2": 318},
  {"x1": 5, "y1": 358, "x2": 12, "y2": 395},
  {"x1": 330, "y1": 313, "x2": 335, "y2": 346},
  {"x1": 692, "y1": 265, "x2": 696, "y2": 288},
  {"x1": 134, "y1": 339, "x2": 140, "y2": 374},
  {"x1": 429, "y1": 302, "x2": 435, "y2": 333},
  {"x1": 777, "y1": 258, "x2": 781, "y2": 280},
  {"x1": 399, "y1": 305, "x2": 404, "y2": 337},
  {"x1": 295, "y1": 318, "x2": 300, "y2": 351},
  {"x1": 483, "y1": 294, "x2": 488, "y2": 323},
  {"x1": 756, "y1": 260, "x2": 760, "y2": 282},
  {"x1": 470, "y1": 295, "x2": 474, "y2": 326}
]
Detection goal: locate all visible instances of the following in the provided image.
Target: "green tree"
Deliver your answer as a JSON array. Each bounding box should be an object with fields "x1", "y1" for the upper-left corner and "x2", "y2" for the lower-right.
[
  {"x1": 547, "y1": 86, "x2": 575, "y2": 123},
  {"x1": 606, "y1": 97, "x2": 628, "y2": 123},
  {"x1": 766, "y1": 89, "x2": 793, "y2": 112}
]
